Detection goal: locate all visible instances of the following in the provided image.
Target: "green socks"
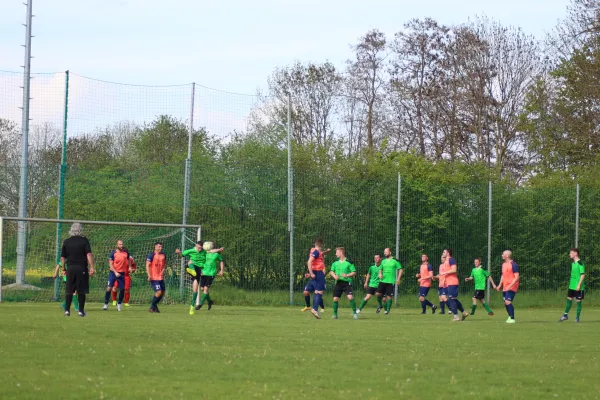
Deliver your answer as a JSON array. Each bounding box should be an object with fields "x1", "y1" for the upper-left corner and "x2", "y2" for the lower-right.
[
  {"x1": 377, "y1": 297, "x2": 383, "y2": 307},
  {"x1": 73, "y1": 296, "x2": 79, "y2": 310},
  {"x1": 564, "y1": 299, "x2": 573, "y2": 314},
  {"x1": 333, "y1": 301, "x2": 339, "y2": 316},
  {"x1": 576, "y1": 301, "x2": 582, "y2": 318},
  {"x1": 200, "y1": 293, "x2": 208, "y2": 305},
  {"x1": 358, "y1": 299, "x2": 367, "y2": 310},
  {"x1": 386, "y1": 299, "x2": 392, "y2": 312},
  {"x1": 350, "y1": 299, "x2": 357, "y2": 314},
  {"x1": 471, "y1": 305, "x2": 477, "y2": 315},
  {"x1": 191, "y1": 292, "x2": 198, "y2": 306},
  {"x1": 483, "y1": 303, "x2": 492, "y2": 313}
]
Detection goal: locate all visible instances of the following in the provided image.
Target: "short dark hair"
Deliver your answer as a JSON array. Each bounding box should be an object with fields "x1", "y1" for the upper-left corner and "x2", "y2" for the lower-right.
[
  {"x1": 571, "y1": 248, "x2": 580, "y2": 256},
  {"x1": 422, "y1": 253, "x2": 429, "y2": 258},
  {"x1": 315, "y1": 238, "x2": 324, "y2": 246},
  {"x1": 336, "y1": 247, "x2": 345, "y2": 254},
  {"x1": 474, "y1": 257, "x2": 481, "y2": 262},
  {"x1": 196, "y1": 240, "x2": 204, "y2": 245},
  {"x1": 154, "y1": 241, "x2": 163, "y2": 246},
  {"x1": 374, "y1": 253, "x2": 382, "y2": 258},
  {"x1": 445, "y1": 248, "x2": 453, "y2": 256}
]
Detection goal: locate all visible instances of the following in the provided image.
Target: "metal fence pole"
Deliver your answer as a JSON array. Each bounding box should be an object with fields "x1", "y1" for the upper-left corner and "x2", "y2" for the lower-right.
[
  {"x1": 288, "y1": 94, "x2": 294, "y2": 305},
  {"x1": 15, "y1": 0, "x2": 34, "y2": 285},
  {"x1": 486, "y1": 181, "x2": 492, "y2": 305},
  {"x1": 575, "y1": 184, "x2": 580, "y2": 248},
  {"x1": 180, "y1": 82, "x2": 195, "y2": 301},
  {"x1": 54, "y1": 70, "x2": 69, "y2": 301},
  {"x1": 394, "y1": 174, "x2": 401, "y2": 306}
]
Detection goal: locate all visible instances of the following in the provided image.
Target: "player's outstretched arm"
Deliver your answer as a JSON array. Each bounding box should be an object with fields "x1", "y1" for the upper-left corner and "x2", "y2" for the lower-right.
[{"x1": 210, "y1": 247, "x2": 224, "y2": 253}]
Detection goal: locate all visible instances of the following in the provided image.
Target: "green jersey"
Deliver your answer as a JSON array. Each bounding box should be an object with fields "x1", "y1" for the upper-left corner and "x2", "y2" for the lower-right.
[
  {"x1": 182, "y1": 247, "x2": 206, "y2": 267},
  {"x1": 330, "y1": 259, "x2": 356, "y2": 283},
  {"x1": 203, "y1": 252, "x2": 223, "y2": 277},
  {"x1": 470, "y1": 267, "x2": 490, "y2": 290},
  {"x1": 380, "y1": 257, "x2": 402, "y2": 284},
  {"x1": 367, "y1": 264, "x2": 381, "y2": 288},
  {"x1": 569, "y1": 260, "x2": 585, "y2": 291}
]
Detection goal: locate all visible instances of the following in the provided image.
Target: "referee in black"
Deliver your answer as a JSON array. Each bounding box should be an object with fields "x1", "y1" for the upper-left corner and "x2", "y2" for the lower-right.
[{"x1": 60, "y1": 223, "x2": 95, "y2": 317}]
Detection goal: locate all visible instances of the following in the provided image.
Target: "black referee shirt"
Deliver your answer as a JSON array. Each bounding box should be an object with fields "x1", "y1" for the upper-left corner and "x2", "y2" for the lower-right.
[{"x1": 61, "y1": 236, "x2": 92, "y2": 268}]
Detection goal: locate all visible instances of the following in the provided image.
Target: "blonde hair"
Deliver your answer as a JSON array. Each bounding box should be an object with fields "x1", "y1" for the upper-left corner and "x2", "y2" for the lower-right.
[{"x1": 203, "y1": 241, "x2": 214, "y2": 251}]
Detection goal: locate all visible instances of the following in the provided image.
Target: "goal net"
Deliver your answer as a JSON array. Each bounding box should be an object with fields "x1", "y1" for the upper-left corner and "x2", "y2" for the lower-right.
[{"x1": 0, "y1": 217, "x2": 201, "y2": 305}]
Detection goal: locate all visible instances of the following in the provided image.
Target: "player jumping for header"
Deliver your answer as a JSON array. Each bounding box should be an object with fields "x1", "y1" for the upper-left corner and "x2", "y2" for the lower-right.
[{"x1": 302, "y1": 239, "x2": 330, "y2": 318}]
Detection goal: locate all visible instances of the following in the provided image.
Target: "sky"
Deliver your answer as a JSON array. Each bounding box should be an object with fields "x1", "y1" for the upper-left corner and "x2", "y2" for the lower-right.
[{"x1": 0, "y1": 0, "x2": 572, "y2": 139}]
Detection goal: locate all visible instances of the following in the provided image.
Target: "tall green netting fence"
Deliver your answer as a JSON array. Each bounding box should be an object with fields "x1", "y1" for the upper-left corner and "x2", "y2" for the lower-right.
[{"x1": 1, "y1": 70, "x2": 598, "y2": 307}]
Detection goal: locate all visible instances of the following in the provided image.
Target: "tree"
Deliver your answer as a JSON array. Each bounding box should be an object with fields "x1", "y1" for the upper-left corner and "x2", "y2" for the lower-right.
[{"x1": 346, "y1": 29, "x2": 389, "y2": 151}]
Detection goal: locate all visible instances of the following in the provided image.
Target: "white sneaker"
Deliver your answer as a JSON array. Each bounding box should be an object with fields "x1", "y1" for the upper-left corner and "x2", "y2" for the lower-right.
[
  {"x1": 356, "y1": 309, "x2": 361, "y2": 314},
  {"x1": 353, "y1": 313, "x2": 359, "y2": 320},
  {"x1": 103, "y1": 304, "x2": 108, "y2": 311},
  {"x1": 117, "y1": 304, "x2": 122, "y2": 312}
]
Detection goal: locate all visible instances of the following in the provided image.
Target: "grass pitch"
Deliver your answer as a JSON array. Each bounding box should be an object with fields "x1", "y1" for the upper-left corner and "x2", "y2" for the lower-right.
[{"x1": 0, "y1": 303, "x2": 599, "y2": 399}]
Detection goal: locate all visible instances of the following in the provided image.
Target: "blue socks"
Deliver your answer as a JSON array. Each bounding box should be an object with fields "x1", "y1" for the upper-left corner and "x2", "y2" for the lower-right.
[
  {"x1": 506, "y1": 303, "x2": 515, "y2": 319},
  {"x1": 118, "y1": 289, "x2": 125, "y2": 304},
  {"x1": 312, "y1": 293, "x2": 322, "y2": 312},
  {"x1": 305, "y1": 295, "x2": 311, "y2": 307},
  {"x1": 424, "y1": 299, "x2": 434, "y2": 308},
  {"x1": 440, "y1": 301, "x2": 446, "y2": 313},
  {"x1": 319, "y1": 296, "x2": 325, "y2": 309},
  {"x1": 104, "y1": 291, "x2": 111, "y2": 305},
  {"x1": 421, "y1": 301, "x2": 426, "y2": 312},
  {"x1": 456, "y1": 300, "x2": 464, "y2": 313},
  {"x1": 151, "y1": 295, "x2": 163, "y2": 308}
]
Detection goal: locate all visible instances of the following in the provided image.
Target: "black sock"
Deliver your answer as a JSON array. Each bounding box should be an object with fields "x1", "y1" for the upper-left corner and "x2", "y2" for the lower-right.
[
  {"x1": 151, "y1": 295, "x2": 160, "y2": 308},
  {"x1": 77, "y1": 293, "x2": 85, "y2": 313},
  {"x1": 118, "y1": 289, "x2": 125, "y2": 304},
  {"x1": 456, "y1": 300, "x2": 464, "y2": 313},
  {"x1": 304, "y1": 295, "x2": 311, "y2": 307},
  {"x1": 319, "y1": 296, "x2": 325, "y2": 309},
  {"x1": 65, "y1": 294, "x2": 73, "y2": 312},
  {"x1": 421, "y1": 301, "x2": 426, "y2": 312},
  {"x1": 104, "y1": 290, "x2": 111, "y2": 304},
  {"x1": 425, "y1": 299, "x2": 434, "y2": 308}
]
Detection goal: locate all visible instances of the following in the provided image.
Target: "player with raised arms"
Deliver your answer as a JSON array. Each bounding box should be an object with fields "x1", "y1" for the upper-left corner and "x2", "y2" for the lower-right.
[
  {"x1": 376, "y1": 247, "x2": 403, "y2": 315},
  {"x1": 357, "y1": 254, "x2": 383, "y2": 314},
  {"x1": 329, "y1": 247, "x2": 358, "y2": 320},
  {"x1": 496, "y1": 250, "x2": 519, "y2": 324},
  {"x1": 103, "y1": 240, "x2": 132, "y2": 312},
  {"x1": 195, "y1": 241, "x2": 224, "y2": 311},
  {"x1": 416, "y1": 253, "x2": 437, "y2": 314},
  {"x1": 176, "y1": 241, "x2": 223, "y2": 315},
  {"x1": 464, "y1": 257, "x2": 495, "y2": 316},
  {"x1": 559, "y1": 248, "x2": 585, "y2": 323},
  {"x1": 146, "y1": 241, "x2": 167, "y2": 313},
  {"x1": 303, "y1": 238, "x2": 330, "y2": 319}
]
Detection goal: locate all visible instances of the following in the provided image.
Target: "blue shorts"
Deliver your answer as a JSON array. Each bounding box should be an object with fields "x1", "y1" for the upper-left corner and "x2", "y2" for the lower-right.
[
  {"x1": 304, "y1": 271, "x2": 326, "y2": 292},
  {"x1": 447, "y1": 285, "x2": 459, "y2": 299},
  {"x1": 107, "y1": 271, "x2": 125, "y2": 289},
  {"x1": 503, "y1": 290, "x2": 516, "y2": 302},
  {"x1": 438, "y1": 287, "x2": 448, "y2": 296},
  {"x1": 419, "y1": 286, "x2": 430, "y2": 297},
  {"x1": 150, "y1": 280, "x2": 165, "y2": 292}
]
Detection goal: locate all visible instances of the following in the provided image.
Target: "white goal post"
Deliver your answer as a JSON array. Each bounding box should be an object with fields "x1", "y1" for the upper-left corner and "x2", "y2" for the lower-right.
[{"x1": 0, "y1": 216, "x2": 201, "y2": 303}]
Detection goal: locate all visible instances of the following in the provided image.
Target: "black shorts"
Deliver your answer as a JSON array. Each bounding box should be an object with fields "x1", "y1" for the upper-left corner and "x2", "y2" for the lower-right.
[
  {"x1": 200, "y1": 275, "x2": 215, "y2": 288},
  {"x1": 333, "y1": 281, "x2": 353, "y2": 297},
  {"x1": 366, "y1": 286, "x2": 378, "y2": 295},
  {"x1": 376, "y1": 282, "x2": 395, "y2": 297},
  {"x1": 567, "y1": 289, "x2": 584, "y2": 300},
  {"x1": 473, "y1": 290, "x2": 485, "y2": 300},
  {"x1": 190, "y1": 266, "x2": 203, "y2": 282},
  {"x1": 65, "y1": 266, "x2": 89, "y2": 295}
]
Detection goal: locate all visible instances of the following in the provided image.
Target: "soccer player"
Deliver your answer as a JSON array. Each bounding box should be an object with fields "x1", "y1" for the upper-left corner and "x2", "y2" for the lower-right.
[
  {"x1": 432, "y1": 254, "x2": 447, "y2": 315},
  {"x1": 438, "y1": 248, "x2": 468, "y2": 322},
  {"x1": 53, "y1": 261, "x2": 78, "y2": 312},
  {"x1": 464, "y1": 258, "x2": 496, "y2": 316},
  {"x1": 303, "y1": 239, "x2": 330, "y2": 318},
  {"x1": 559, "y1": 248, "x2": 585, "y2": 323},
  {"x1": 495, "y1": 250, "x2": 519, "y2": 324},
  {"x1": 376, "y1": 247, "x2": 403, "y2": 315},
  {"x1": 357, "y1": 254, "x2": 384, "y2": 314},
  {"x1": 104, "y1": 240, "x2": 132, "y2": 311},
  {"x1": 416, "y1": 254, "x2": 437, "y2": 314},
  {"x1": 195, "y1": 241, "x2": 224, "y2": 311},
  {"x1": 146, "y1": 241, "x2": 167, "y2": 313},
  {"x1": 176, "y1": 242, "x2": 224, "y2": 314},
  {"x1": 111, "y1": 253, "x2": 136, "y2": 306},
  {"x1": 329, "y1": 247, "x2": 358, "y2": 319},
  {"x1": 60, "y1": 223, "x2": 95, "y2": 317}
]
